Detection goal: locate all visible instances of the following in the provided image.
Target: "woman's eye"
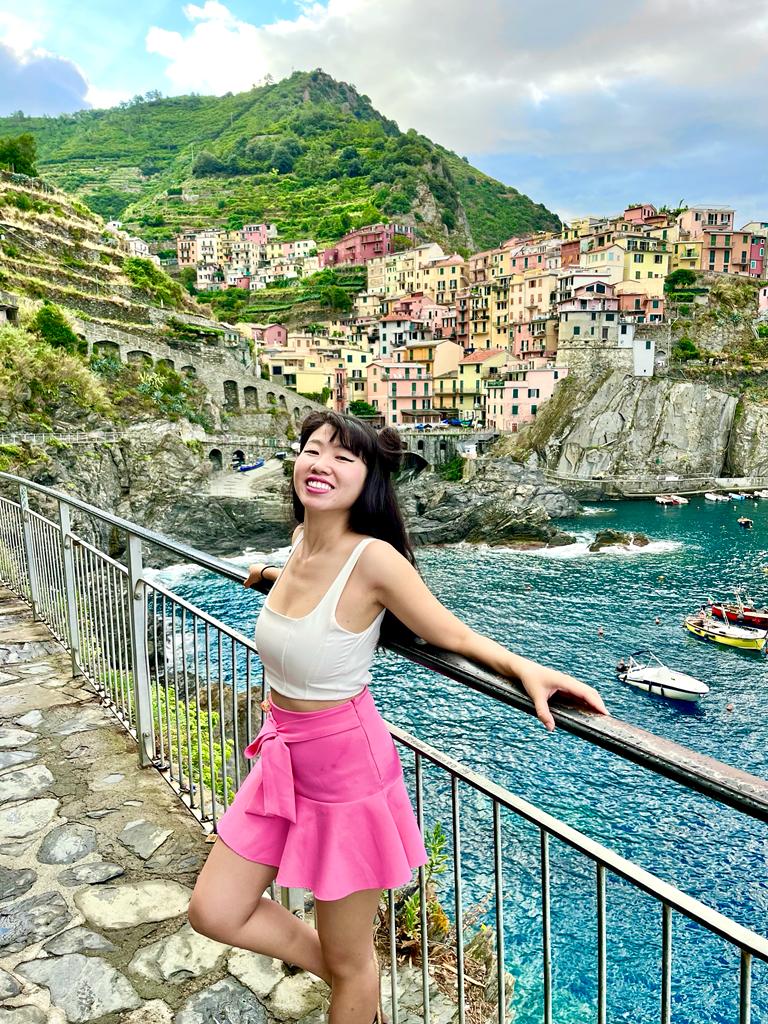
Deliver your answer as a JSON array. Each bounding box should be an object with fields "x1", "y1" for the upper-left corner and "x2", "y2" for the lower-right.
[{"x1": 336, "y1": 455, "x2": 354, "y2": 462}]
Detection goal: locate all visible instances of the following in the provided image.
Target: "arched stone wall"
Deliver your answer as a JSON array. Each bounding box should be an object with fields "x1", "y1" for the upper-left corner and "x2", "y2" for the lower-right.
[
  {"x1": 208, "y1": 449, "x2": 223, "y2": 471},
  {"x1": 223, "y1": 380, "x2": 240, "y2": 410},
  {"x1": 93, "y1": 340, "x2": 120, "y2": 360},
  {"x1": 244, "y1": 386, "x2": 259, "y2": 409},
  {"x1": 127, "y1": 350, "x2": 153, "y2": 366}
]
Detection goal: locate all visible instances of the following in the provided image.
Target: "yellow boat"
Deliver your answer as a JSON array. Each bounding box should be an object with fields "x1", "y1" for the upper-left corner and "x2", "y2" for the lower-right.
[{"x1": 684, "y1": 614, "x2": 767, "y2": 651}]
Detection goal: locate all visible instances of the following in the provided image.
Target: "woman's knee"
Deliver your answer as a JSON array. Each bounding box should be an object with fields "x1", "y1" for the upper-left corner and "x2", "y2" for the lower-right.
[
  {"x1": 322, "y1": 941, "x2": 374, "y2": 980},
  {"x1": 188, "y1": 889, "x2": 263, "y2": 941}
]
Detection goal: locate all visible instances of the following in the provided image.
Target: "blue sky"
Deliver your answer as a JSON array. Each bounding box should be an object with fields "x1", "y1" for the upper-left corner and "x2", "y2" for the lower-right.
[{"x1": 1, "y1": 1, "x2": 767, "y2": 226}]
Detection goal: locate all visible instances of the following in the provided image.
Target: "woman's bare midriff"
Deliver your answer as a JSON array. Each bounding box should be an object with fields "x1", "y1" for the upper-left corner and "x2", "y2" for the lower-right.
[{"x1": 268, "y1": 687, "x2": 364, "y2": 713}]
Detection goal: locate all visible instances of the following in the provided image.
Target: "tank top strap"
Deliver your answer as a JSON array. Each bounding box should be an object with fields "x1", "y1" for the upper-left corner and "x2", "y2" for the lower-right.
[{"x1": 322, "y1": 537, "x2": 377, "y2": 616}]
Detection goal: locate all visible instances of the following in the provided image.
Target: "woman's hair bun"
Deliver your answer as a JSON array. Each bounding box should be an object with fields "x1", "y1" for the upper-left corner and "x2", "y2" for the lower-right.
[{"x1": 376, "y1": 426, "x2": 405, "y2": 474}]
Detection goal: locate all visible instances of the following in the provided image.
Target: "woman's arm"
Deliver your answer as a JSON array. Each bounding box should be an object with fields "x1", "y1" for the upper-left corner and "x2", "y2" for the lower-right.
[
  {"x1": 364, "y1": 541, "x2": 608, "y2": 732},
  {"x1": 243, "y1": 525, "x2": 303, "y2": 592}
]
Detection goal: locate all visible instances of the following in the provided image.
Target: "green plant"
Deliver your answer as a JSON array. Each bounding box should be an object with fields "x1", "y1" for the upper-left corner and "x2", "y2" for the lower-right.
[
  {"x1": 348, "y1": 400, "x2": 378, "y2": 417},
  {"x1": 123, "y1": 256, "x2": 185, "y2": 308},
  {"x1": 30, "y1": 302, "x2": 85, "y2": 355},
  {"x1": 438, "y1": 454, "x2": 464, "y2": 481},
  {"x1": 0, "y1": 132, "x2": 38, "y2": 175},
  {"x1": 672, "y1": 336, "x2": 701, "y2": 362}
]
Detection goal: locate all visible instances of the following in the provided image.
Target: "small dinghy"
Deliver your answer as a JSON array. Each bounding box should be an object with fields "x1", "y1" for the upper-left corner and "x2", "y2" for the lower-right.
[
  {"x1": 705, "y1": 492, "x2": 729, "y2": 502},
  {"x1": 729, "y1": 493, "x2": 747, "y2": 501},
  {"x1": 615, "y1": 650, "x2": 709, "y2": 702}
]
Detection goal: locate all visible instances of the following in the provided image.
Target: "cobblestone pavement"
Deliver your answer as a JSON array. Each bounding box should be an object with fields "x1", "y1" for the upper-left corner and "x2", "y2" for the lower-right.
[{"x1": 0, "y1": 587, "x2": 331, "y2": 1024}]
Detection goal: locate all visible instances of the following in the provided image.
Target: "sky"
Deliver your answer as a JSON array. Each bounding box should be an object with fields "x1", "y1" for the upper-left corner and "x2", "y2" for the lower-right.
[{"x1": 1, "y1": 0, "x2": 767, "y2": 225}]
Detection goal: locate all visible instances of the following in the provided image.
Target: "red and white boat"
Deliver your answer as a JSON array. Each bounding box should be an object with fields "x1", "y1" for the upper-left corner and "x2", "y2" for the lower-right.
[{"x1": 709, "y1": 592, "x2": 768, "y2": 630}]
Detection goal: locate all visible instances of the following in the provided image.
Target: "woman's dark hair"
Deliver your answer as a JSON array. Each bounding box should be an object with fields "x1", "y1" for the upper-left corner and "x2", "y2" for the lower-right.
[{"x1": 290, "y1": 410, "x2": 417, "y2": 643}]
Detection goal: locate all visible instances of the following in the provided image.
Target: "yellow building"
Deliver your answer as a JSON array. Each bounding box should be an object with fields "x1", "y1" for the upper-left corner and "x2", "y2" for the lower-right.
[
  {"x1": 416, "y1": 255, "x2": 468, "y2": 305},
  {"x1": 433, "y1": 370, "x2": 460, "y2": 414},
  {"x1": 457, "y1": 348, "x2": 508, "y2": 419}
]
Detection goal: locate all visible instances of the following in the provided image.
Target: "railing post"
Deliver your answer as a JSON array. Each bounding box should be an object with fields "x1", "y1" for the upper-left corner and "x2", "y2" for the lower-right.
[
  {"x1": 126, "y1": 532, "x2": 156, "y2": 768},
  {"x1": 18, "y1": 485, "x2": 41, "y2": 620},
  {"x1": 57, "y1": 500, "x2": 83, "y2": 678}
]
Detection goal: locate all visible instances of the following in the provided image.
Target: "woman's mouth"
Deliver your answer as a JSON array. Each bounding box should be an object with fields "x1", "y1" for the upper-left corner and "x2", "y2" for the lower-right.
[{"x1": 305, "y1": 477, "x2": 334, "y2": 494}]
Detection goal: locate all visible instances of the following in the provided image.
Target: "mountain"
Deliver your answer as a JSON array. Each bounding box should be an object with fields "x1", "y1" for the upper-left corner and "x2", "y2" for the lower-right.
[{"x1": 0, "y1": 70, "x2": 560, "y2": 251}]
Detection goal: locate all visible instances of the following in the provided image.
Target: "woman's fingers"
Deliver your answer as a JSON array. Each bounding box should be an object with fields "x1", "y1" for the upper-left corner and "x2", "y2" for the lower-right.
[{"x1": 243, "y1": 564, "x2": 261, "y2": 589}]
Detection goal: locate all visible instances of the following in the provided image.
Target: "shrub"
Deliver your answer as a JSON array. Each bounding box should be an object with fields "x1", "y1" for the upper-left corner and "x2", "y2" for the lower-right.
[
  {"x1": 672, "y1": 336, "x2": 701, "y2": 362},
  {"x1": 30, "y1": 302, "x2": 85, "y2": 355},
  {"x1": 123, "y1": 256, "x2": 185, "y2": 308},
  {"x1": 438, "y1": 455, "x2": 464, "y2": 481}
]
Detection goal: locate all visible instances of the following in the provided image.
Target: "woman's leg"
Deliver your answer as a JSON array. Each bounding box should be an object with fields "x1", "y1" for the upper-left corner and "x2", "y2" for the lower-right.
[
  {"x1": 315, "y1": 887, "x2": 384, "y2": 1024},
  {"x1": 188, "y1": 837, "x2": 332, "y2": 984}
]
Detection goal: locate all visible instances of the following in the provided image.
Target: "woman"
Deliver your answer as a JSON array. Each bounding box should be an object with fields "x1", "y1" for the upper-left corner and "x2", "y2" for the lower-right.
[{"x1": 188, "y1": 410, "x2": 608, "y2": 1024}]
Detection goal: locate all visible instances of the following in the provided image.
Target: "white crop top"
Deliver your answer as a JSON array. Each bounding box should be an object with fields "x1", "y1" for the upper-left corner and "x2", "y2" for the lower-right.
[{"x1": 254, "y1": 532, "x2": 386, "y2": 701}]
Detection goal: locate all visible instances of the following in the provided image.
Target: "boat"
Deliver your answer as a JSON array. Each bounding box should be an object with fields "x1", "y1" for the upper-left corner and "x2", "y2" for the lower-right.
[
  {"x1": 684, "y1": 613, "x2": 767, "y2": 651},
  {"x1": 710, "y1": 594, "x2": 768, "y2": 630},
  {"x1": 737, "y1": 517, "x2": 754, "y2": 529},
  {"x1": 655, "y1": 495, "x2": 677, "y2": 505},
  {"x1": 754, "y1": 490, "x2": 768, "y2": 499},
  {"x1": 705, "y1": 492, "x2": 730, "y2": 502},
  {"x1": 237, "y1": 458, "x2": 265, "y2": 473},
  {"x1": 615, "y1": 650, "x2": 709, "y2": 702},
  {"x1": 668, "y1": 494, "x2": 689, "y2": 505},
  {"x1": 729, "y1": 492, "x2": 747, "y2": 501}
]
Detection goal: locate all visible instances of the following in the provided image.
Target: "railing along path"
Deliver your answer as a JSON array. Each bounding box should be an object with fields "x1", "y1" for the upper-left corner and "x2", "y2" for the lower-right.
[{"x1": 0, "y1": 469, "x2": 766, "y2": 1024}]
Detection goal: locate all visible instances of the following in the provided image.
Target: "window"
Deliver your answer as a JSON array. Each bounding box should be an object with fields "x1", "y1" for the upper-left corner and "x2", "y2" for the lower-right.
[
  {"x1": 633, "y1": 254, "x2": 643, "y2": 263},
  {"x1": 346, "y1": 354, "x2": 353, "y2": 363},
  {"x1": 531, "y1": 405, "x2": 538, "y2": 415},
  {"x1": 512, "y1": 388, "x2": 518, "y2": 398},
  {"x1": 412, "y1": 400, "x2": 417, "y2": 409},
  {"x1": 392, "y1": 399, "x2": 397, "y2": 409},
  {"x1": 654, "y1": 255, "x2": 663, "y2": 264},
  {"x1": 645, "y1": 340, "x2": 652, "y2": 350},
  {"x1": 710, "y1": 235, "x2": 717, "y2": 245},
  {"x1": 606, "y1": 313, "x2": 615, "y2": 321},
  {"x1": 573, "y1": 326, "x2": 581, "y2": 336},
  {"x1": 411, "y1": 382, "x2": 416, "y2": 393},
  {"x1": 602, "y1": 328, "x2": 609, "y2": 340},
  {"x1": 528, "y1": 388, "x2": 540, "y2": 398},
  {"x1": 635, "y1": 272, "x2": 641, "y2": 279},
  {"x1": 512, "y1": 404, "x2": 519, "y2": 415}
]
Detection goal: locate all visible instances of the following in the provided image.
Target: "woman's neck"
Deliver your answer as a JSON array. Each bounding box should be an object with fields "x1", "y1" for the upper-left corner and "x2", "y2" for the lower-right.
[{"x1": 299, "y1": 511, "x2": 352, "y2": 558}]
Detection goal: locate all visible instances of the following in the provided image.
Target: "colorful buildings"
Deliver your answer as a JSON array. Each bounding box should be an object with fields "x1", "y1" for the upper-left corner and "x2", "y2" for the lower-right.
[{"x1": 320, "y1": 223, "x2": 415, "y2": 268}]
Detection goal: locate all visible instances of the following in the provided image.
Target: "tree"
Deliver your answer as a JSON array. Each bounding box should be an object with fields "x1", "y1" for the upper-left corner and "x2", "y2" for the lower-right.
[
  {"x1": 0, "y1": 133, "x2": 38, "y2": 176},
  {"x1": 349, "y1": 400, "x2": 378, "y2": 417},
  {"x1": 31, "y1": 302, "x2": 85, "y2": 355},
  {"x1": 666, "y1": 268, "x2": 697, "y2": 290}
]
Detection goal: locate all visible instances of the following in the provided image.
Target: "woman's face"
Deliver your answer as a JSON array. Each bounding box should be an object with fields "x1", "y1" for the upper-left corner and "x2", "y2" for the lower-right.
[{"x1": 294, "y1": 423, "x2": 369, "y2": 513}]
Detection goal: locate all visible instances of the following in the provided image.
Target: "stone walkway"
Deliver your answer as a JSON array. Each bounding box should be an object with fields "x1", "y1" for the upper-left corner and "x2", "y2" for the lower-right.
[{"x1": 0, "y1": 586, "x2": 330, "y2": 1024}]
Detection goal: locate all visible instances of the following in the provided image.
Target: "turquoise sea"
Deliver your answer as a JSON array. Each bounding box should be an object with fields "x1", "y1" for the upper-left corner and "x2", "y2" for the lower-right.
[{"x1": 159, "y1": 497, "x2": 768, "y2": 1024}]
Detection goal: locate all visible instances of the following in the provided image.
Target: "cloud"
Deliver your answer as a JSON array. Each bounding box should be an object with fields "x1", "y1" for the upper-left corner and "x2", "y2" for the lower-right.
[
  {"x1": 143, "y1": 0, "x2": 768, "y2": 218},
  {"x1": 0, "y1": 42, "x2": 91, "y2": 116},
  {"x1": 0, "y1": 13, "x2": 92, "y2": 116}
]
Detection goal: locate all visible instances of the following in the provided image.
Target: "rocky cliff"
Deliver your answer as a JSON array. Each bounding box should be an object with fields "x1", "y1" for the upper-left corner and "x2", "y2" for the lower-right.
[{"x1": 521, "y1": 369, "x2": 768, "y2": 482}]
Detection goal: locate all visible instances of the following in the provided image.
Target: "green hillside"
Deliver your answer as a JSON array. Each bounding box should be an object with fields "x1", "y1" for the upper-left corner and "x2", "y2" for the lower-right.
[{"x1": 0, "y1": 69, "x2": 560, "y2": 251}]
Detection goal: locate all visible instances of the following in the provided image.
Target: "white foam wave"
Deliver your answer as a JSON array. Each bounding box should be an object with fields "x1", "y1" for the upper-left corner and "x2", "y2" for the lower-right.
[
  {"x1": 580, "y1": 505, "x2": 616, "y2": 516},
  {"x1": 493, "y1": 538, "x2": 683, "y2": 559},
  {"x1": 147, "y1": 543, "x2": 293, "y2": 588}
]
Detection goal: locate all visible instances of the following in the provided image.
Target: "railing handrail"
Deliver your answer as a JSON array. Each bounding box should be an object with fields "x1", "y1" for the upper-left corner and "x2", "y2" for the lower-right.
[{"x1": 4, "y1": 468, "x2": 768, "y2": 825}]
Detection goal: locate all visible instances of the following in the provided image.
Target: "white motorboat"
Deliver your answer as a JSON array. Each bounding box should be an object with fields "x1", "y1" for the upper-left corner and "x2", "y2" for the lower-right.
[
  {"x1": 754, "y1": 490, "x2": 768, "y2": 499},
  {"x1": 668, "y1": 494, "x2": 689, "y2": 505},
  {"x1": 655, "y1": 494, "x2": 676, "y2": 505},
  {"x1": 705, "y1": 492, "x2": 729, "y2": 502},
  {"x1": 615, "y1": 650, "x2": 710, "y2": 702}
]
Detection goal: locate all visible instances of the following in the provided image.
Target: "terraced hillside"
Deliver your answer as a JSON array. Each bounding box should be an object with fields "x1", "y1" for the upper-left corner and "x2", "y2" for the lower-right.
[{"x1": 0, "y1": 69, "x2": 560, "y2": 251}]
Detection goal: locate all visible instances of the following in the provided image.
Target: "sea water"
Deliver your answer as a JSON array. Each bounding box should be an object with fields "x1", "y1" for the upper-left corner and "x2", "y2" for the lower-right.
[{"x1": 159, "y1": 497, "x2": 768, "y2": 1024}]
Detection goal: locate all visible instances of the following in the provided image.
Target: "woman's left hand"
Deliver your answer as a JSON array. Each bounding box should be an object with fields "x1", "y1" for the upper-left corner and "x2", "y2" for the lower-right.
[{"x1": 517, "y1": 663, "x2": 609, "y2": 732}]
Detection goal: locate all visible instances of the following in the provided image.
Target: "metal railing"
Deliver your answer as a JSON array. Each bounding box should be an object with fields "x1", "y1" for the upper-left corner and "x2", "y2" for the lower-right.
[{"x1": 0, "y1": 469, "x2": 767, "y2": 1024}]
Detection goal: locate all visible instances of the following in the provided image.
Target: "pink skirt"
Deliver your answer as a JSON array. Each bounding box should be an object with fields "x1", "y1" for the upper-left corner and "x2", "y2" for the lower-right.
[{"x1": 216, "y1": 685, "x2": 429, "y2": 901}]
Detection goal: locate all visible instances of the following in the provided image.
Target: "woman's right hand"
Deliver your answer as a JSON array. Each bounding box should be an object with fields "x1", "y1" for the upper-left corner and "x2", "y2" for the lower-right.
[{"x1": 243, "y1": 563, "x2": 267, "y2": 589}]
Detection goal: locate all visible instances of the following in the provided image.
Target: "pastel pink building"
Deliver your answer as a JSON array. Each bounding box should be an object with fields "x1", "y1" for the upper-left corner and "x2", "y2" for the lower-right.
[
  {"x1": 749, "y1": 233, "x2": 766, "y2": 278},
  {"x1": 250, "y1": 323, "x2": 288, "y2": 346},
  {"x1": 759, "y1": 286, "x2": 768, "y2": 314},
  {"x1": 320, "y1": 223, "x2": 415, "y2": 268},
  {"x1": 618, "y1": 292, "x2": 665, "y2": 322},
  {"x1": 623, "y1": 204, "x2": 658, "y2": 225},
  {"x1": 242, "y1": 223, "x2": 276, "y2": 244},
  {"x1": 367, "y1": 359, "x2": 432, "y2": 425},
  {"x1": 485, "y1": 366, "x2": 568, "y2": 432}
]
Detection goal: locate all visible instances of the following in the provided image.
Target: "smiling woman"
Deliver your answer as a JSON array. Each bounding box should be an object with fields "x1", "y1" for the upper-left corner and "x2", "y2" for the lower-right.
[{"x1": 187, "y1": 410, "x2": 607, "y2": 1024}]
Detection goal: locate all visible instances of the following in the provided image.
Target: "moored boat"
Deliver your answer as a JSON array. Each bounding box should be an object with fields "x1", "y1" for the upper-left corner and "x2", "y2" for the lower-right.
[
  {"x1": 655, "y1": 494, "x2": 677, "y2": 505},
  {"x1": 729, "y1": 492, "x2": 747, "y2": 501},
  {"x1": 668, "y1": 494, "x2": 689, "y2": 505},
  {"x1": 710, "y1": 594, "x2": 768, "y2": 629},
  {"x1": 684, "y1": 613, "x2": 767, "y2": 651},
  {"x1": 754, "y1": 490, "x2": 768, "y2": 499},
  {"x1": 705, "y1": 492, "x2": 729, "y2": 502},
  {"x1": 615, "y1": 650, "x2": 709, "y2": 702}
]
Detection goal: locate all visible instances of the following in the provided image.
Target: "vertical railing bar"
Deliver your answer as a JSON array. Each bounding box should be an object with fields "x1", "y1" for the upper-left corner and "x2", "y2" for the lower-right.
[
  {"x1": 661, "y1": 902, "x2": 672, "y2": 1024},
  {"x1": 30, "y1": 518, "x2": 50, "y2": 627},
  {"x1": 90, "y1": 547, "x2": 106, "y2": 696},
  {"x1": 596, "y1": 863, "x2": 607, "y2": 1024},
  {"x1": 112, "y1": 564, "x2": 129, "y2": 719},
  {"x1": 125, "y1": 533, "x2": 154, "y2": 764},
  {"x1": 162, "y1": 595, "x2": 174, "y2": 781},
  {"x1": 120, "y1": 565, "x2": 136, "y2": 731},
  {"x1": 181, "y1": 607, "x2": 194, "y2": 799},
  {"x1": 388, "y1": 887, "x2": 400, "y2": 1024},
  {"x1": 451, "y1": 774, "x2": 466, "y2": 1024},
  {"x1": 80, "y1": 546, "x2": 95, "y2": 683},
  {"x1": 414, "y1": 750, "x2": 430, "y2": 1024},
  {"x1": 72, "y1": 542, "x2": 88, "y2": 680},
  {"x1": 94, "y1": 552, "x2": 112, "y2": 708},
  {"x1": 493, "y1": 800, "x2": 506, "y2": 1024},
  {"x1": 151, "y1": 588, "x2": 165, "y2": 768},
  {"x1": 18, "y1": 485, "x2": 41, "y2": 617},
  {"x1": 218, "y1": 632, "x2": 229, "y2": 810},
  {"x1": 172, "y1": 600, "x2": 183, "y2": 784},
  {"x1": 740, "y1": 949, "x2": 752, "y2": 1024},
  {"x1": 103, "y1": 562, "x2": 120, "y2": 715},
  {"x1": 231, "y1": 639, "x2": 241, "y2": 790},
  {"x1": 51, "y1": 522, "x2": 67, "y2": 643},
  {"x1": 541, "y1": 829, "x2": 552, "y2": 1024},
  {"x1": 245, "y1": 647, "x2": 253, "y2": 750},
  {"x1": 205, "y1": 621, "x2": 217, "y2": 827},
  {"x1": 192, "y1": 615, "x2": 205, "y2": 818}
]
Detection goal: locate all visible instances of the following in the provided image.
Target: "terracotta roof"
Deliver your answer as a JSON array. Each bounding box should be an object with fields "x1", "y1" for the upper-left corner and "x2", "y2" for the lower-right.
[{"x1": 459, "y1": 348, "x2": 507, "y2": 364}]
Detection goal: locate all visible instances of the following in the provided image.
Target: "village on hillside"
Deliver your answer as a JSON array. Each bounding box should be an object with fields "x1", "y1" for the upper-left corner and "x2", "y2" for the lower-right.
[{"x1": 107, "y1": 206, "x2": 768, "y2": 433}]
